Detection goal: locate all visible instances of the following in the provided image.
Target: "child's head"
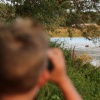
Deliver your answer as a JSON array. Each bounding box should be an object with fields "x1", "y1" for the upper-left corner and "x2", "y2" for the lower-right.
[{"x1": 0, "y1": 18, "x2": 48, "y2": 94}]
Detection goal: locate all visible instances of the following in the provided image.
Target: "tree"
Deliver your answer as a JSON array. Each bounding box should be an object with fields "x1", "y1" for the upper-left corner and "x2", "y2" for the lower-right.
[
  {"x1": 0, "y1": 3, "x2": 15, "y2": 22},
  {"x1": 0, "y1": 0, "x2": 100, "y2": 42}
]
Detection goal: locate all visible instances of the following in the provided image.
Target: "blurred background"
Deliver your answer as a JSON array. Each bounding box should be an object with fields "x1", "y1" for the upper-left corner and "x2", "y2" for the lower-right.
[{"x1": 0, "y1": 0, "x2": 100, "y2": 100}]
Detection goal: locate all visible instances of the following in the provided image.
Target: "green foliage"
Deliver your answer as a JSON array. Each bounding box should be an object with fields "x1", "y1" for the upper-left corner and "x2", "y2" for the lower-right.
[
  {"x1": 0, "y1": 0, "x2": 100, "y2": 41},
  {"x1": 8, "y1": 0, "x2": 67, "y2": 29},
  {"x1": 82, "y1": 25, "x2": 100, "y2": 42},
  {"x1": 97, "y1": 19, "x2": 100, "y2": 25},
  {"x1": 0, "y1": 3, "x2": 15, "y2": 22},
  {"x1": 36, "y1": 82, "x2": 64, "y2": 100},
  {"x1": 36, "y1": 41, "x2": 100, "y2": 100}
]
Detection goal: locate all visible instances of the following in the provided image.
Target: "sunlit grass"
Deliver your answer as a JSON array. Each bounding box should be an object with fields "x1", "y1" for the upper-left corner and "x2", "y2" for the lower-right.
[
  {"x1": 49, "y1": 26, "x2": 100, "y2": 37},
  {"x1": 49, "y1": 27, "x2": 83, "y2": 37}
]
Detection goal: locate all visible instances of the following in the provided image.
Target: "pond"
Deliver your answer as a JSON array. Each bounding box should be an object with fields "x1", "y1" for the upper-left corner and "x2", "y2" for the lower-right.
[{"x1": 50, "y1": 38, "x2": 100, "y2": 67}]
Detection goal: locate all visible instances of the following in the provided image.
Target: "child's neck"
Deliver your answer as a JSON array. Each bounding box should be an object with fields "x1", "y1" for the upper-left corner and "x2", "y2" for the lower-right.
[{"x1": 1, "y1": 86, "x2": 39, "y2": 100}]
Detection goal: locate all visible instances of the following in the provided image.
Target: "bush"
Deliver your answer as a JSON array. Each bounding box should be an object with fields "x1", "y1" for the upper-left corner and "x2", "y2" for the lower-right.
[{"x1": 36, "y1": 41, "x2": 100, "y2": 100}]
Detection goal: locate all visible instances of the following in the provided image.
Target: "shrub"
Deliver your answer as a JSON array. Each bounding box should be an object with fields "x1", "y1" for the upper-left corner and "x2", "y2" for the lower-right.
[{"x1": 36, "y1": 41, "x2": 100, "y2": 100}]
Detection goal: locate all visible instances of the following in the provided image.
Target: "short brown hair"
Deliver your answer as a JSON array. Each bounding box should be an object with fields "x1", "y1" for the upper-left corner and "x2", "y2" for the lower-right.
[{"x1": 0, "y1": 18, "x2": 48, "y2": 94}]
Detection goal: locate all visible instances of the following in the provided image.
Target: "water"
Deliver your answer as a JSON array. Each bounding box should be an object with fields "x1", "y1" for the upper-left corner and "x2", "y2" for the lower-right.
[{"x1": 50, "y1": 38, "x2": 100, "y2": 67}]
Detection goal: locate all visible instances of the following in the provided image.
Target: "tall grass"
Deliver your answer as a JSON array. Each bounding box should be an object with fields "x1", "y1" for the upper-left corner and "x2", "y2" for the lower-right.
[{"x1": 36, "y1": 41, "x2": 100, "y2": 100}]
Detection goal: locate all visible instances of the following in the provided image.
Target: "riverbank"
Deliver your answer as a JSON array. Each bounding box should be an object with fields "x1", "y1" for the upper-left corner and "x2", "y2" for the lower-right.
[
  {"x1": 49, "y1": 27, "x2": 82, "y2": 37},
  {"x1": 49, "y1": 26, "x2": 100, "y2": 37}
]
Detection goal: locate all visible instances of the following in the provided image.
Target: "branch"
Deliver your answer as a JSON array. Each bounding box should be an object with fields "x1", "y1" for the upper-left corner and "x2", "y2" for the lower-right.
[{"x1": 0, "y1": 6, "x2": 6, "y2": 15}]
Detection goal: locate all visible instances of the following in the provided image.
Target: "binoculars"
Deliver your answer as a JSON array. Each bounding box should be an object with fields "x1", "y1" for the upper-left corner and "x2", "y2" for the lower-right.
[{"x1": 48, "y1": 59, "x2": 54, "y2": 72}]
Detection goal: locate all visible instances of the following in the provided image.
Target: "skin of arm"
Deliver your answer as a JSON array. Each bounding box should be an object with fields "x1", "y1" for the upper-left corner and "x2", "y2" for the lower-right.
[
  {"x1": 48, "y1": 48, "x2": 82, "y2": 100},
  {"x1": 57, "y1": 76, "x2": 82, "y2": 100}
]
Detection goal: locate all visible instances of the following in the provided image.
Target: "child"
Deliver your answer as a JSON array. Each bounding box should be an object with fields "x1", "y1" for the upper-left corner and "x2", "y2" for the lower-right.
[{"x1": 0, "y1": 18, "x2": 82, "y2": 100}]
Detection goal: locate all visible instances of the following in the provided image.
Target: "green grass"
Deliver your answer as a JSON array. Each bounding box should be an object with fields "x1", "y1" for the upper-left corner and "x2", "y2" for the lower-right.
[{"x1": 35, "y1": 41, "x2": 100, "y2": 100}]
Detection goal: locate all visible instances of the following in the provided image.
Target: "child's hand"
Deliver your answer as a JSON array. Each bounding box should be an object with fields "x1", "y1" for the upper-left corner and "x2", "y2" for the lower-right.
[{"x1": 48, "y1": 48, "x2": 67, "y2": 85}]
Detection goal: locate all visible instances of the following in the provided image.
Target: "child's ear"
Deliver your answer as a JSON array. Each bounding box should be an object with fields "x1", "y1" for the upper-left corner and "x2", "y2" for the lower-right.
[{"x1": 37, "y1": 70, "x2": 50, "y2": 88}]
